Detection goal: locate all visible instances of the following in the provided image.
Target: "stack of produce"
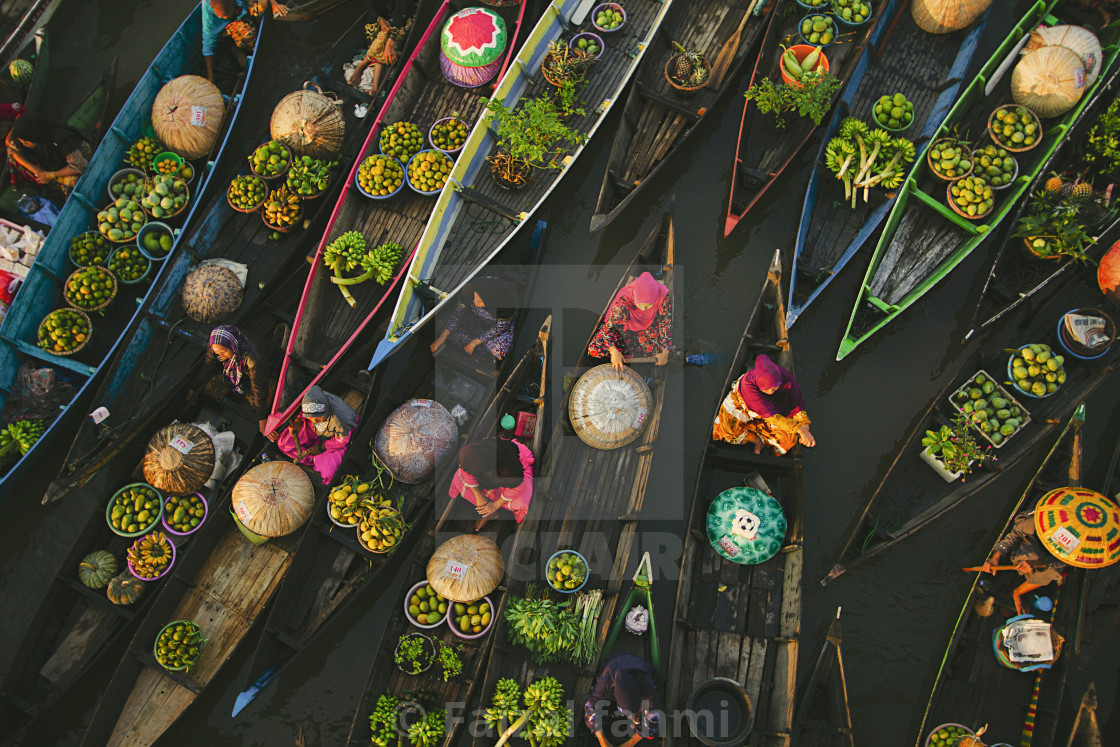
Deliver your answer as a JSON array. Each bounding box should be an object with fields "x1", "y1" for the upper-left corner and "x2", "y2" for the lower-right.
[
  {"x1": 65, "y1": 266, "x2": 116, "y2": 310},
  {"x1": 948, "y1": 175, "x2": 993, "y2": 219},
  {"x1": 140, "y1": 227, "x2": 174, "y2": 257},
  {"x1": 37, "y1": 309, "x2": 90, "y2": 354},
  {"x1": 368, "y1": 694, "x2": 399, "y2": 747},
  {"x1": 951, "y1": 372, "x2": 1029, "y2": 446},
  {"x1": 407, "y1": 583, "x2": 449, "y2": 626},
  {"x1": 262, "y1": 184, "x2": 302, "y2": 231},
  {"x1": 323, "y1": 231, "x2": 403, "y2": 306},
  {"x1": 380, "y1": 121, "x2": 424, "y2": 161},
  {"x1": 97, "y1": 197, "x2": 146, "y2": 242},
  {"x1": 927, "y1": 137, "x2": 972, "y2": 180},
  {"x1": 109, "y1": 170, "x2": 146, "y2": 200},
  {"x1": 249, "y1": 140, "x2": 291, "y2": 178},
  {"x1": 326, "y1": 479, "x2": 373, "y2": 525},
  {"x1": 151, "y1": 154, "x2": 181, "y2": 175},
  {"x1": 127, "y1": 531, "x2": 174, "y2": 579},
  {"x1": 594, "y1": 4, "x2": 625, "y2": 30},
  {"x1": 357, "y1": 153, "x2": 405, "y2": 197},
  {"x1": 832, "y1": 0, "x2": 870, "y2": 23},
  {"x1": 107, "y1": 484, "x2": 162, "y2": 534},
  {"x1": 109, "y1": 247, "x2": 150, "y2": 283},
  {"x1": 825, "y1": 118, "x2": 916, "y2": 206},
  {"x1": 925, "y1": 725, "x2": 976, "y2": 746},
  {"x1": 800, "y1": 15, "x2": 835, "y2": 45},
  {"x1": 483, "y1": 677, "x2": 572, "y2": 747},
  {"x1": 546, "y1": 551, "x2": 587, "y2": 591},
  {"x1": 972, "y1": 144, "x2": 1017, "y2": 188},
  {"x1": 180, "y1": 163, "x2": 194, "y2": 181},
  {"x1": 140, "y1": 174, "x2": 189, "y2": 219},
  {"x1": 1010, "y1": 343, "x2": 1065, "y2": 397},
  {"x1": 357, "y1": 499, "x2": 406, "y2": 553},
  {"x1": 0, "y1": 418, "x2": 45, "y2": 471},
  {"x1": 450, "y1": 599, "x2": 492, "y2": 635},
  {"x1": 70, "y1": 233, "x2": 112, "y2": 266},
  {"x1": 285, "y1": 155, "x2": 335, "y2": 197},
  {"x1": 125, "y1": 137, "x2": 162, "y2": 169},
  {"x1": 431, "y1": 116, "x2": 469, "y2": 152},
  {"x1": 78, "y1": 550, "x2": 118, "y2": 589},
  {"x1": 988, "y1": 105, "x2": 1040, "y2": 150},
  {"x1": 227, "y1": 174, "x2": 268, "y2": 211},
  {"x1": 873, "y1": 93, "x2": 913, "y2": 129},
  {"x1": 504, "y1": 591, "x2": 579, "y2": 663},
  {"x1": 407, "y1": 150, "x2": 452, "y2": 193},
  {"x1": 154, "y1": 620, "x2": 205, "y2": 672},
  {"x1": 781, "y1": 45, "x2": 826, "y2": 80},
  {"x1": 163, "y1": 493, "x2": 206, "y2": 533}
]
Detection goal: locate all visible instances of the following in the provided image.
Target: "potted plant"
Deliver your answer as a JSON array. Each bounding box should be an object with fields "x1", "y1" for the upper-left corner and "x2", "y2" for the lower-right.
[
  {"x1": 665, "y1": 41, "x2": 711, "y2": 93},
  {"x1": 919, "y1": 411, "x2": 995, "y2": 482},
  {"x1": 481, "y1": 95, "x2": 589, "y2": 189},
  {"x1": 1013, "y1": 187, "x2": 1112, "y2": 262},
  {"x1": 394, "y1": 632, "x2": 436, "y2": 674},
  {"x1": 744, "y1": 68, "x2": 842, "y2": 129},
  {"x1": 437, "y1": 641, "x2": 463, "y2": 682},
  {"x1": 541, "y1": 40, "x2": 596, "y2": 87},
  {"x1": 1081, "y1": 97, "x2": 1120, "y2": 178}
]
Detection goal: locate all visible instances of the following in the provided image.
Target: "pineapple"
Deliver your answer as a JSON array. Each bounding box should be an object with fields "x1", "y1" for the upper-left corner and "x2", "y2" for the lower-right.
[
  {"x1": 1044, "y1": 172, "x2": 1063, "y2": 192},
  {"x1": 671, "y1": 42, "x2": 708, "y2": 86},
  {"x1": 1060, "y1": 181, "x2": 1076, "y2": 198},
  {"x1": 1073, "y1": 181, "x2": 1094, "y2": 200}
]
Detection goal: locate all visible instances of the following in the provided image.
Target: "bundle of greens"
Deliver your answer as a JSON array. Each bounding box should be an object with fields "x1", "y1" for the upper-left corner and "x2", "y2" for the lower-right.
[
  {"x1": 323, "y1": 231, "x2": 404, "y2": 306},
  {"x1": 437, "y1": 641, "x2": 463, "y2": 682},
  {"x1": 571, "y1": 589, "x2": 603, "y2": 667},
  {"x1": 825, "y1": 118, "x2": 916, "y2": 207},
  {"x1": 491, "y1": 677, "x2": 572, "y2": 747},
  {"x1": 504, "y1": 589, "x2": 579, "y2": 664}
]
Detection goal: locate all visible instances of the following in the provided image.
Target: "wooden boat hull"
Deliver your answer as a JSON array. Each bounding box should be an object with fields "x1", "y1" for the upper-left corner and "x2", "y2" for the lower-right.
[
  {"x1": 665, "y1": 250, "x2": 802, "y2": 747},
  {"x1": 794, "y1": 609, "x2": 853, "y2": 747},
  {"x1": 0, "y1": 0, "x2": 60, "y2": 70},
  {"x1": 590, "y1": 0, "x2": 772, "y2": 233},
  {"x1": 916, "y1": 404, "x2": 1085, "y2": 747},
  {"x1": 836, "y1": 1, "x2": 1120, "y2": 360},
  {"x1": 787, "y1": 5, "x2": 988, "y2": 327},
  {"x1": 723, "y1": 0, "x2": 889, "y2": 236},
  {"x1": 0, "y1": 5, "x2": 261, "y2": 499},
  {"x1": 372, "y1": 0, "x2": 675, "y2": 370}
]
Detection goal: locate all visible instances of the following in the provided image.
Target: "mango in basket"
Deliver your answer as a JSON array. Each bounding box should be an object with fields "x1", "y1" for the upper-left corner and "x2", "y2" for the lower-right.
[
  {"x1": 358, "y1": 154, "x2": 404, "y2": 196},
  {"x1": 407, "y1": 584, "x2": 447, "y2": 625},
  {"x1": 38, "y1": 308, "x2": 89, "y2": 354},
  {"x1": 65, "y1": 266, "x2": 116, "y2": 309},
  {"x1": 250, "y1": 140, "x2": 290, "y2": 177},
  {"x1": 98, "y1": 197, "x2": 146, "y2": 242}
]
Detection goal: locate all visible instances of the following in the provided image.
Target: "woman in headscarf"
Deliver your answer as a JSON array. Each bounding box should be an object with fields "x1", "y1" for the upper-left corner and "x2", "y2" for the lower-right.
[
  {"x1": 430, "y1": 278, "x2": 517, "y2": 362},
  {"x1": 449, "y1": 437, "x2": 534, "y2": 531},
  {"x1": 712, "y1": 354, "x2": 815, "y2": 455},
  {"x1": 979, "y1": 509, "x2": 1068, "y2": 615},
  {"x1": 190, "y1": 325, "x2": 272, "y2": 433},
  {"x1": 4, "y1": 113, "x2": 91, "y2": 199},
  {"x1": 270, "y1": 385, "x2": 358, "y2": 484},
  {"x1": 588, "y1": 272, "x2": 671, "y2": 371},
  {"x1": 201, "y1": 0, "x2": 289, "y2": 82},
  {"x1": 345, "y1": 17, "x2": 410, "y2": 93},
  {"x1": 584, "y1": 653, "x2": 660, "y2": 747}
]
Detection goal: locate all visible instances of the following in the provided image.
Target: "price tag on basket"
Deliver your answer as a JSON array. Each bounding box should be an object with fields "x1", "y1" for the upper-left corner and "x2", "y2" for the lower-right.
[
  {"x1": 444, "y1": 559, "x2": 471, "y2": 579},
  {"x1": 170, "y1": 435, "x2": 195, "y2": 455},
  {"x1": 190, "y1": 106, "x2": 207, "y2": 127}
]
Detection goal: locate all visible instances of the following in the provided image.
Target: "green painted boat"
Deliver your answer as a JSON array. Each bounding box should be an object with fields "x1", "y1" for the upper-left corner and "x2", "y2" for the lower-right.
[{"x1": 836, "y1": 1, "x2": 1120, "y2": 361}]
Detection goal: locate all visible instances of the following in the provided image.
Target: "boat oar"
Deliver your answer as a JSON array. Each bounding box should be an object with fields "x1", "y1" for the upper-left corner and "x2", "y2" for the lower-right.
[
  {"x1": 625, "y1": 352, "x2": 723, "y2": 366},
  {"x1": 232, "y1": 667, "x2": 277, "y2": 717},
  {"x1": 707, "y1": 0, "x2": 763, "y2": 89},
  {"x1": 962, "y1": 565, "x2": 1018, "y2": 572}
]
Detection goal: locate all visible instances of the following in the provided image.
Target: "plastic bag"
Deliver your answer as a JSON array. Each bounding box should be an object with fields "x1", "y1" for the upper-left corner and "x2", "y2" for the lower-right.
[
  {"x1": 16, "y1": 195, "x2": 60, "y2": 227},
  {"x1": 0, "y1": 363, "x2": 76, "y2": 425}
]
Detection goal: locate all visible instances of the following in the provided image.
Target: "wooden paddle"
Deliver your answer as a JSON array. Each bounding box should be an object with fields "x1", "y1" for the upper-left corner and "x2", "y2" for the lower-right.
[
  {"x1": 707, "y1": 0, "x2": 763, "y2": 89},
  {"x1": 962, "y1": 565, "x2": 1018, "y2": 572}
]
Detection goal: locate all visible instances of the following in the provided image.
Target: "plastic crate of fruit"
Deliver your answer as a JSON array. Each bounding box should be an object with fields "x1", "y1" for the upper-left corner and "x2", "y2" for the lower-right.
[{"x1": 948, "y1": 370, "x2": 1031, "y2": 449}]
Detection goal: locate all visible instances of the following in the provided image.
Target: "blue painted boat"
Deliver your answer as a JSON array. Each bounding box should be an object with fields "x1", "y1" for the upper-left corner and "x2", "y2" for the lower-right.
[
  {"x1": 0, "y1": 5, "x2": 262, "y2": 498},
  {"x1": 787, "y1": 2, "x2": 989, "y2": 328}
]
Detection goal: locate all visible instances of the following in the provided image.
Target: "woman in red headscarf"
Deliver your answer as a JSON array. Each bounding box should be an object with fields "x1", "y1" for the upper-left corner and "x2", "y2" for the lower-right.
[
  {"x1": 712, "y1": 354, "x2": 815, "y2": 455},
  {"x1": 588, "y1": 272, "x2": 672, "y2": 371}
]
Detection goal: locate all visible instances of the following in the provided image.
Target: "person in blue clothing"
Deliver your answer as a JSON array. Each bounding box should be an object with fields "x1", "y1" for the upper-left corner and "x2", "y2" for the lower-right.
[{"x1": 202, "y1": 0, "x2": 290, "y2": 82}]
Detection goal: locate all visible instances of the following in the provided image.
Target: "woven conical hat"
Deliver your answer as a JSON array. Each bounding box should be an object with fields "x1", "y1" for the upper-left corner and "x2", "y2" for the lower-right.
[
  {"x1": 232, "y1": 462, "x2": 315, "y2": 538},
  {"x1": 568, "y1": 364, "x2": 653, "y2": 449},
  {"x1": 427, "y1": 533, "x2": 503, "y2": 602},
  {"x1": 142, "y1": 424, "x2": 215, "y2": 494},
  {"x1": 1034, "y1": 487, "x2": 1120, "y2": 569},
  {"x1": 373, "y1": 399, "x2": 458, "y2": 483},
  {"x1": 181, "y1": 264, "x2": 243, "y2": 324}
]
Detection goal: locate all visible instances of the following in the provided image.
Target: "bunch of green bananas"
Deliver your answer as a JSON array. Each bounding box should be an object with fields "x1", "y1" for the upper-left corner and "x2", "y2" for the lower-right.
[
  {"x1": 324, "y1": 230, "x2": 367, "y2": 273},
  {"x1": 361, "y1": 242, "x2": 403, "y2": 285},
  {"x1": 0, "y1": 418, "x2": 45, "y2": 470},
  {"x1": 484, "y1": 678, "x2": 523, "y2": 731},
  {"x1": 527, "y1": 706, "x2": 572, "y2": 747},
  {"x1": 326, "y1": 233, "x2": 403, "y2": 307},
  {"x1": 407, "y1": 709, "x2": 445, "y2": 747},
  {"x1": 369, "y1": 692, "x2": 399, "y2": 747}
]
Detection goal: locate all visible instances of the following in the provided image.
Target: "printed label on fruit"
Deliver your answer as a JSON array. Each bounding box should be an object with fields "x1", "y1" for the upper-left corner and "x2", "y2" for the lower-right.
[
  {"x1": 444, "y1": 560, "x2": 470, "y2": 578},
  {"x1": 716, "y1": 535, "x2": 740, "y2": 557},
  {"x1": 190, "y1": 106, "x2": 207, "y2": 127},
  {"x1": 170, "y1": 436, "x2": 194, "y2": 454},
  {"x1": 1049, "y1": 527, "x2": 1082, "y2": 553}
]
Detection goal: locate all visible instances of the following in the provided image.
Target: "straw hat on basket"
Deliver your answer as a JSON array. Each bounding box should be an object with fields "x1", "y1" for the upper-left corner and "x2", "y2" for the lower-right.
[
  {"x1": 373, "y1": 399, "x2": 458, "y2": 484},
  {"x1": 152, "y1": 75, "x2": 225, "y2": 159},
  {"x1": 142, "y1": 423, "x2": 216, "y2": 494},
  {"x1": 231, "y1": 462, "x2": 315, "y2": 538},
  {"x1": 568, "y1": 364, "x2": 653, "y2": 449},
  {"x1": 270, "y1": 87, "x2": 345, "y2": 159},
  {"x1": 181, "y1": 264, "x2": 243, "y2": 324},
  {"x1": 427, "y1": 533, "x2": 503, "y2": 602}
]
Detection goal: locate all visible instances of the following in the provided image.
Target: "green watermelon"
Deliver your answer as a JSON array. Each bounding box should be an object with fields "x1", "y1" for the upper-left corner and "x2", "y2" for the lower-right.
[{"x1": 9, "y1": 59, "x2": 32, "y2": 85}]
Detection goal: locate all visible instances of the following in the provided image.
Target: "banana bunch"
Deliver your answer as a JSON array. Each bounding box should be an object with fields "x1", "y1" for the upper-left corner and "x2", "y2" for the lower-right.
[
  {"x1": 407, "y1": 709, "x2": 446, "y2": 747},
  {"x1": 361, "y1": 241, "x2": 403, "y2": 285},
  {"x1": 263, "y1": 184, "x2": 301, "y2": 228},
  {"x1": 524, "y1": 677, "x2": 565, "y2": 713},
  {"x1": 127, "y1": 531, "x2": 173, "y2": 578},
  {"x1": 323, "y1": 231, "x2": 367, "y2": 274},
  {"x1": 369, "y1": 692, "x2": 399, "y2": 747},
  {"x1": 0, "y1": 419, "x2": 46, "y2": 471},
  {"x1": 528, "y1": 705, "x2": 572, "y2": 747},
  {"x1": 326, "y1": 233, "x2": 403, "y2": 307},
  {"x1": 357, "y1": 502, "x2": 406, "y2": 553},
  {"x1": 483, "y1": 678, "x2": 523, "y2": 731}
]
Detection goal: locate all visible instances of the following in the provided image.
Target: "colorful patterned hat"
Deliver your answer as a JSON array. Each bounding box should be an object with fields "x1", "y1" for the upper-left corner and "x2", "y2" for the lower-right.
[
  {"x1": 1034, "y1": 487, "x2": 1120, "y2": 569},
  {"x1": 441, "y1": 8, "x2": 508, "y2": 67},
  {"x1": 706, "y1": 487, "x2": 787, "y2": 565}
]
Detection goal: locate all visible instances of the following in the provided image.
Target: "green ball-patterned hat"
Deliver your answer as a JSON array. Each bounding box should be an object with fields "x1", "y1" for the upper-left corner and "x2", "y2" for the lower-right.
[{"x1": 706, "y1": 487, "x2": 787, "y2": 565}]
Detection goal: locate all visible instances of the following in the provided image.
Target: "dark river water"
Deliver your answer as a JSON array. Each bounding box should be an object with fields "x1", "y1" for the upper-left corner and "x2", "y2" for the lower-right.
[{"x1": 4, "y1": 0, "x2": 1120, "y2": 745}]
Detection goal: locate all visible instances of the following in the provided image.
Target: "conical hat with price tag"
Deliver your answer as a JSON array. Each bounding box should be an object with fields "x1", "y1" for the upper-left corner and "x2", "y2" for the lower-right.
[
  {"x1": 568, "y1": 364, "x2": 652, "y2": 449},
  {"x1": 427, "y1": 533, "x2": 503, "y2": 602},
  {"x1": 142, "y1": 423, "x2": 215, "y2": 494},
  {"x1": 231, "y1": 462, "x2": 315, "y2": 538},
  {"x1": 1034, "y1": 487, "x2": 1120, "y2": 569},
  {"x1": 706, "y1": 487, "x2": 787, "y2": 565}
]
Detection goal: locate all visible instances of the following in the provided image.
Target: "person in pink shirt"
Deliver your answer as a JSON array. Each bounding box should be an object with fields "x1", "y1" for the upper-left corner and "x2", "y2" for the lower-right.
[{"x1": 449, "y1": 438, "x2": 534, "y2": 530}]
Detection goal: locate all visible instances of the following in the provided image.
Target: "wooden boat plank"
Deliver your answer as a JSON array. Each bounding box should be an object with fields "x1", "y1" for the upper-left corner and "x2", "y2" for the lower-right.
[
  {"x1": 110, "y1": 668, "x2": 191, "y2": 747},
  {"x1": 37, "y1": 606, "x2": 115, "y2": 685}
]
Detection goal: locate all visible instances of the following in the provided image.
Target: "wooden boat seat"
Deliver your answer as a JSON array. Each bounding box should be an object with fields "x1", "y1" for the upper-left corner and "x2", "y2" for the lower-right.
[
  {"x1": 454, "y1": 184, "x2": 521, "y2": 223},
  {"x1": 636, "y1": 82, "x2": 702, "y2": 119}
]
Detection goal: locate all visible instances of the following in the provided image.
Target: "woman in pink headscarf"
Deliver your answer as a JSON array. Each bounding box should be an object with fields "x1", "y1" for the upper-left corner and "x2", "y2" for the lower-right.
[
  {"x1": 588, "y1": 272, "x2": 672, "y2": 371},
  {"x1": 712, "y1": 354, "x2": 815, "y2": 455}
]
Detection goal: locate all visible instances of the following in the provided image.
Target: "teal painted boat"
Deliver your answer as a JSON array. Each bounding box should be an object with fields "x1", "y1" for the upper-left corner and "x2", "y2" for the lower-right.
[
  {"x1": 0, "y1": 5, "x2": 262, "y2": 497},
  {"x1": 836, "y1": 1, "x2": 1120, "y2": 361}
]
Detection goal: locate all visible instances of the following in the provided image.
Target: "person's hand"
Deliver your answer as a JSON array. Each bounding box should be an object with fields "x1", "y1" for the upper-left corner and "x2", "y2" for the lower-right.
[
  {"x1": 266, "y1": 429, "x2": 279, "y2": 442},
  {"x1": 798, "y1": 425, "x2": 816, "y2": 448},
  {"x1": 271, "y1": 2, "x2": 290, "y2": 17},
  {"x1": 609, "y1": 346, "x2": 625, "y2": 372},
  {"x1": 476, "y1": 500, "x2": 502, "y2": 517},
  {"x1": 979, "y1": 561, "x2": 996, "y2": 575},
  {"x1": 654, "y1": 349, "x2": 669, "y2": 366},
  {"x1": 33, "y1": 170, "x2": 53, "y2": 184},
  {"x1": 1016, "y1": 560, "x2": 1033, "y2": 576},
  {"x1": 384, "y1": 42, "x2": 397, "y2": 65},
  {"x1": 594, "y1": 730, "x2": 611, "y2": 747},
  {"x1": 464, "y1": 339, "x2": 482, "y2": 355}
]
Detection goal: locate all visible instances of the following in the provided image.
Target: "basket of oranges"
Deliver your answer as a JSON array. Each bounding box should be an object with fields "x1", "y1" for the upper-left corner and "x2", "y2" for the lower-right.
[
  {"x1": 406, "y1": 150, "x2": 452, "y2": 195},
  {"x1": 37, "y1": 308, "x2": 92, "y2": 356},
  {"x1": 355, "y1": 154, "x2": 405, "y2": 199},
  {"x1": 64, "y1": 266, "x2": 118, "y2": 313}
]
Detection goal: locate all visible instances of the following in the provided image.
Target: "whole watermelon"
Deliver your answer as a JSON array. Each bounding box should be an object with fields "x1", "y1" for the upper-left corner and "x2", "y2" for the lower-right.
[{"x1": 9, "y1": 59, "x2": 32, "y2": 85}]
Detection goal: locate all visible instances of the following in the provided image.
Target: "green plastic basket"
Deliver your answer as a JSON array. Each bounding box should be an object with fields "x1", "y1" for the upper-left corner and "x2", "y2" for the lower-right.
[{"x1": 230, "y1": 506, "x2": 269, "y2": 546}]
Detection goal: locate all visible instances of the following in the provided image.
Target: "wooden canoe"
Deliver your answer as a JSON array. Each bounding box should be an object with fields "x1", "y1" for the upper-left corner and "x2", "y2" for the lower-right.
[
  {"x1": 0, "y1": 4, "x2": 263, "y2": 498},
  {"x1": 0, "y1": 0, "x2": 59, "y2": 71},
  {"x1": 470, "y1": 212, "x2": 677, "y2": 747},
  {"x1": 1064, "y1": 682, "x2": 1102, "y2": 747},
  {"x1": 962, "y1": 87, "x2": 1120, "y2": 342},
  {"x1": 268, "y1": 0, "x2": 544, "y2": 432},
  {"x1": 371, "y1": 0, "x2": 676, "y2": 370},
  {"x1": 794, "y1": 608, "x2": 853, "y2": 747},
  {"x1": 723, "y1": 0, "x2": 889, "y2": 236},
  {"x1": 915, "y1": 403, "x2": 1085, "y2": 747},
  {"x1": 342, "y1": 314, "x2": 552, "y2": 747},
  {"x1": 590, "y1": 0, "x2": 773, "y2": 233},
  {"x1": 664, "y1": 249, "x2": 801, "y2": 747},
  {"x1": 836, "y1": 1, "x2": 1120, "y2": 360},
  {"x1": 233, "y1": 235, "x2": 549, "y2": 716},
  {"x1": 822, "y1": 256, "x2": 1120, "y2": 585},
  {"x1": 598, "y1": 552, "x2": 661, "y2": 673},
  {"x1": 787, "y1": 2, "x2": 990, "y2": 327}
]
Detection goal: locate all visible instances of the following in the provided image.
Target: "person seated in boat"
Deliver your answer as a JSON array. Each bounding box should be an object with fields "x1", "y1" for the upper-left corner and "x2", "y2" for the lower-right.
[
  {"x1": 712, "y1": 354, "x2": 815, "y2": 455},
  {"x1": 269, "y1": 385, "x2": 357, "y2": 484},
  {"x1": 588, "y1": 272, "x2": 672, "y2": 372},
  {"x1": 345, "y1": 17, "x2": 409, "y2": 93},
  {"x1": 430, "y1": 278, "x2": 516, "y2": 363},
  {"x1": 4, "y1": 113, "x2": 91, "y2": 200},
  {"x1": 190, "y1": 325, "x2": 273, "y2": 434},
  {"x1": 584, "y1": 653, "x2": 660, "y2": 747},
  {"x1": 201, "y1": 0, "x2": 289, "y2": 82},
  {"x1": 979, "y1": 509, "x2": 1068, "y2": 615},
  {"x1": 450, "y1": 437, "x2": 533, "y2": 531}
]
